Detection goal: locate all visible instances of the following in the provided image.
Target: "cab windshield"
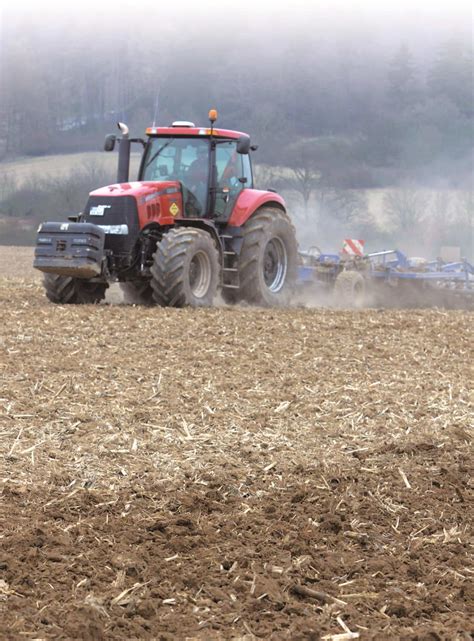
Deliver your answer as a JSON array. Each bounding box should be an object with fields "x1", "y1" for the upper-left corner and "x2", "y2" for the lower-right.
[{"x1": 141, "y1": 137, "x2": 210, "y2": 215}]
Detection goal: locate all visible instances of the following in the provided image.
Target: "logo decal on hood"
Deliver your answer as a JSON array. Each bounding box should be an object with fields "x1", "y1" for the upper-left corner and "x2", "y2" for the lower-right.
[{"x1": 90, "y1": 205, "x2": 112, "y2": 216}]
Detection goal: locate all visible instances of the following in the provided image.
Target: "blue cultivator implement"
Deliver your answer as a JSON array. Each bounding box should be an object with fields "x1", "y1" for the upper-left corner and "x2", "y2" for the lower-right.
[{"x1": 297, "y1": 246, "x2": 474, "y2": 310}]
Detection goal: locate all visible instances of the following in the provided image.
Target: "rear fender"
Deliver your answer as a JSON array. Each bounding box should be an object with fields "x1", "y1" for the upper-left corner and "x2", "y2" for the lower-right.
[{"x1": 227, "y1": 190, "x2": 286, "y2": 227}]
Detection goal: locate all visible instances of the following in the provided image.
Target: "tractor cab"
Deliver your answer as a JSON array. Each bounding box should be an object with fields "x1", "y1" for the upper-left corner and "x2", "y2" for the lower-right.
[{"x1": 138, "y1": 118, "x2": 254, "y2": 222}]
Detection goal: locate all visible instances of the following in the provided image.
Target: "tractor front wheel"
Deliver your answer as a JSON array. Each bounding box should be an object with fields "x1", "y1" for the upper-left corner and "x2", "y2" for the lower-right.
[
  {"x1": 237, "y1": 208, "x2": 297, "y2": 306},
  {"x1": 150, "y1": 228, "x2": 219, "y2": 307},
  {"x1": 43, "y1": 274, "x2": 108, "y2": 304}
]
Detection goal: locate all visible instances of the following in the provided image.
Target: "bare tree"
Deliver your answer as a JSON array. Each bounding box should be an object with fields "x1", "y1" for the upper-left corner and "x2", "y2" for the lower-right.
[
  {"x1": 383, "y1": 188, "x2": 429, "y2": 233},
  {"x1": 252, "y1": 163, "x2": 279, "y2": 191},
  {"x1": 286, "y1": 166, "x2": 321, "y2": 213},
  {"x1": 0, "y1": 172, "x2": 18, "y2": 202},
  {"x1": 279, "y1": 136, "x2": 355, "y2": 215},
  {"x1": 51, "y1": 161, "x2": 112, "y2": 213},
  {"x1": 315, "y1": 189, "x2": 369, "y2": 225},
  {"x1": 455, "y1": 191, "x2": 474, "y2": 257},
  {"x1": 455, "y1": 190, "x2": 474, "y2": 227}
]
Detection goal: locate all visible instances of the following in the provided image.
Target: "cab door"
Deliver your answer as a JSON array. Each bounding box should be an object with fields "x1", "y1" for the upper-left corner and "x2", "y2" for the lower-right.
[{"x1": 213, "y1": 140, "x2": 251, "y2": 221}]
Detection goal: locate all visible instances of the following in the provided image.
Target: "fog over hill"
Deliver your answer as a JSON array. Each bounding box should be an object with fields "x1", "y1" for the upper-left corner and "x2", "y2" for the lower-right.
[{"x1": 0, "y1": 0, "x2": 472, "y2": 252}]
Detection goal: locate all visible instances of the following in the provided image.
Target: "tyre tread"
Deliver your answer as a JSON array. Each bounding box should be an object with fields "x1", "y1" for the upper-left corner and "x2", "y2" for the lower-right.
[
  {"x1": 43, "y1": 274, "x2": 107, "y2": 304},
  {"x1": 150, "y1": 227, "x2": 219, "y2": 307},
  {"x1": 236, "y1": 208, "x2": 297, "y2": 306}
]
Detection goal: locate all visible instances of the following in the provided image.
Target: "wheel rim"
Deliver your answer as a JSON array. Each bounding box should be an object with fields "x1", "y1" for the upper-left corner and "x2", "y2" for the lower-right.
[
  {"x1": 189, "y1": 250, "x2": 212, "y2": 298},
  {"x1": 263, "y1": 237, "x2": 287, "y2": 293}
]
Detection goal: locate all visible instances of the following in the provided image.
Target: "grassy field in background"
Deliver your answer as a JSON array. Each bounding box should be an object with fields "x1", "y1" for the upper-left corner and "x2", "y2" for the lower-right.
[{"x1": 0, "y1": 152, "x2": 142, "y2": 186}]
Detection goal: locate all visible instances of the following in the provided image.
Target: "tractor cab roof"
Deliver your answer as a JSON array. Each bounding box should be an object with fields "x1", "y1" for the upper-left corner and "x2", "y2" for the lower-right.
[{"x1": 145, "y1": 126, "x2": 247, "y2": 140}]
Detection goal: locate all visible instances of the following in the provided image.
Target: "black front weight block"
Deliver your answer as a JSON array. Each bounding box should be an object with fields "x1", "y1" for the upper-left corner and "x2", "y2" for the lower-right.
[{"x1": 34, "y1": 222, "x2": 106, "y2": 279}]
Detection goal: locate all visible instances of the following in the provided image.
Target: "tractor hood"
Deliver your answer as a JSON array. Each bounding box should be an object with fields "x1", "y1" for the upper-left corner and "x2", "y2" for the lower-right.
[
  {"x1": 90, "y1": 181, "x2": 181, "y2": 201},
  {"x1": 85, "y1": 180, "x2": 185, "y2": 232}
]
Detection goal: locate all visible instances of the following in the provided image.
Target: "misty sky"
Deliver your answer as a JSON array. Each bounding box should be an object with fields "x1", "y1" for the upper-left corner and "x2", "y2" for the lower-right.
[{"x1": 2, "y1": 0, "x2": 472, "y2": 37}]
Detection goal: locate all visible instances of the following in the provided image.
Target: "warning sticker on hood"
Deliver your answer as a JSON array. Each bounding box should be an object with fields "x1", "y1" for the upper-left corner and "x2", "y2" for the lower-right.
[{"x1": 169, "y1": 203, "x2": 180, "y2": 216}]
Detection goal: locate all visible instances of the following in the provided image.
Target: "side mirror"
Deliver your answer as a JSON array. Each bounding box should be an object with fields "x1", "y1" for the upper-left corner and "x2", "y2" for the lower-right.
[
  {"x1": 236, "y1": 135, "x2": 250, "y2": 154},
  {"x1": 104, "y1": 134, "x2": 116, "y2": 152}
]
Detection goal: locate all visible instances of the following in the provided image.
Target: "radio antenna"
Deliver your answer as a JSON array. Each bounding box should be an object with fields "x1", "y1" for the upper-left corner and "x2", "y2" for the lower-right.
[{"x1": 152, "y1": 87, "x2": 160, "y2": 128}]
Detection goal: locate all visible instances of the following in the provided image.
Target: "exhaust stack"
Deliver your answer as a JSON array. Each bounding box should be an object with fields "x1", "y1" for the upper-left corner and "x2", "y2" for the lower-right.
[{"x1": 117, "y1": 122, "x2": 130, "y2": 184}]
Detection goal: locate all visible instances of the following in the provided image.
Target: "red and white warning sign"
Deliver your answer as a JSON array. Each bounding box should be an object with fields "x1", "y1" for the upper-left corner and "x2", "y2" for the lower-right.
[{"x1": 342, "y1": 239, "x2": 365, "y2": 256}]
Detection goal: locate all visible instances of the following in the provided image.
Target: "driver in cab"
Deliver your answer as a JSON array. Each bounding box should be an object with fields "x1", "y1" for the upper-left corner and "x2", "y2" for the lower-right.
[{"x1": 186, "y1": 146, "x2": 208, "y2": 208}]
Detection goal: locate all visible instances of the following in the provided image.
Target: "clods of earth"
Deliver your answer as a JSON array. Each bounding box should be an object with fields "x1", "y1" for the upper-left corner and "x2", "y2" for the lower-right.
[{"x1": 0, "y1": 247, "x2": 472, "y2": 640}]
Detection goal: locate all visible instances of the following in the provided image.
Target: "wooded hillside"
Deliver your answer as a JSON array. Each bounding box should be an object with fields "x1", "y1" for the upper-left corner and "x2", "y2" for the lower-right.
[
  {"x1": 1, "y1": 8, "x2": 472, "y2": 190},
  {"x1": 0, "y1": 5, "x2": 472, "y2": 252}
]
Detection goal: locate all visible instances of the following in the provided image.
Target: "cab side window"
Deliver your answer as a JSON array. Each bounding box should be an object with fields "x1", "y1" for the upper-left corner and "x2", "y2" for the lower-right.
[
  {"x1": 216, "y1": 141, "x2": 242, "y2": 189},
  {"x1": 241, "y1": 153, "x2": 253, "y2": 188}
]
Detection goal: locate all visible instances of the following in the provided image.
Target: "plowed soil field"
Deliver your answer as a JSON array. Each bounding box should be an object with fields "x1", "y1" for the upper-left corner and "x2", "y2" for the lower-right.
[{"x1": 1, "y1": 247, "x2": 472, "y2": 640}]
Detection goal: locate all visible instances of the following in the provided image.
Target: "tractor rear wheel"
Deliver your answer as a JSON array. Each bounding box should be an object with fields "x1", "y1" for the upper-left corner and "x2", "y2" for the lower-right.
[
  {"x1": 150, "y1": 227, "x2": 219, "y2": 307},
  {"x1": 237, "y1": 208, "x2": 297, "y2": 306},
  {"x1": 334, "y1": 270, "x2": 366, "y2": 308},
  {"x1": 43, "y1": 274, "x2": 108, "y2": 304},
  {"x1": 120, "y1": 281, "x2": 155, "y2": 306}
]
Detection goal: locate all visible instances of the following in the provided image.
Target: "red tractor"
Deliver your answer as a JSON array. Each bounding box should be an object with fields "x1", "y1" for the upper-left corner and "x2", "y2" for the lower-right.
[{"x1": 34, "y1": 110, "x2": 297, "y2": 307}]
